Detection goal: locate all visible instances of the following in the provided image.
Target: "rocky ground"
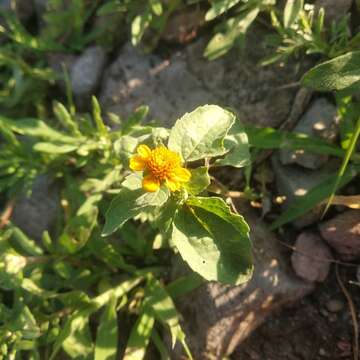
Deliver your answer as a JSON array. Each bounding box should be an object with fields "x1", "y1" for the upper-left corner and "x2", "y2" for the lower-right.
[{"x1": 5, "y1": 0, "x2": 359, "y2": 358}]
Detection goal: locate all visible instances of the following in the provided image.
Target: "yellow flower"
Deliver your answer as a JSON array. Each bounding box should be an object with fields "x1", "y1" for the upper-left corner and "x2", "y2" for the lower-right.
[{"x1": 129, "y1": 144, "x2": 191, "y2": 192}]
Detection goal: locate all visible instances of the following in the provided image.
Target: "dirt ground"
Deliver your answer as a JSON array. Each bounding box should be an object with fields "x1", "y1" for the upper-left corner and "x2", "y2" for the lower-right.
[{"x1": 232, "y1": 267, "x2": 358, "y2": 360}]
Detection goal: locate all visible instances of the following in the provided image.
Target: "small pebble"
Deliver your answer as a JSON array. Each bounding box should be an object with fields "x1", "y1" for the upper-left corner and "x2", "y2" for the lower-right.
[
  {"x1": 320, "y1": 308, "x2": 329, "y2": 317},
  {"x1": 326, "y1": 299, "x2": 344, "y2": 313}
]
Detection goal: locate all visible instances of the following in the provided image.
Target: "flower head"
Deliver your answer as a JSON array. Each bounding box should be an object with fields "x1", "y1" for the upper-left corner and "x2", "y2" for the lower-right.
[{"x1": 129, "y1": 144, "x2": 191, "y2": 192}]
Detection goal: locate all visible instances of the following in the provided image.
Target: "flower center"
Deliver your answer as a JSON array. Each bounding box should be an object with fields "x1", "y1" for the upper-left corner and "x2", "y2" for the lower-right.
[{"x1": 146, "y1": 147, "x2": 181, "y2": 181}]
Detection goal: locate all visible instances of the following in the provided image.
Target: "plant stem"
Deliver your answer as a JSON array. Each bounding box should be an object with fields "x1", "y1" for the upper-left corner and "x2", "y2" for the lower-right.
[{"x1": 322, "y1": 117, "x2": 360, "y2": 217}]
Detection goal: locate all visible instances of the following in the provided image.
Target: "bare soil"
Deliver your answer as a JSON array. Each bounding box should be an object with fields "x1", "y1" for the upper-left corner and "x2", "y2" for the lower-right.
[{"x1": 232, "y1": 269, "x2": 358, "y2": 360}]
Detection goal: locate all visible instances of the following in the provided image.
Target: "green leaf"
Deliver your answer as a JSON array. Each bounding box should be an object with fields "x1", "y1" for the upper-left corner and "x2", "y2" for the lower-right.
[
  {"x1": 51, "y1": 277, "x2": 143, "y2": 360},
  {"x1": 10, "y1": 305, "x2": 40, "y2": 340},
  {"x1": 0, "y1": 117, "x2": 80, "y2": 143},
  {"x1": 172, "y1": 197, "x2": 253, "y2": 285},
  {"x1": 97, "y1": 1, "x2": 126, "y2": 16},
  {"x1": 102, "y1": 179, "x2": 169, "y2": 236},
  {"x1": 143, "y1": 278, "x2": 184, "y2": 348},
  {"x1": 301, "y1": 51, "x2": 360, "y2": 92},
  {"x1": 183, "y1": 167, "x2": 210, "y2": 195},
  {"x1": 53, "y1": 101, "x2": 80, "y2": 136},
  {"x1": 92, "y1": 96, "x2": 108, "y2": 136},
  {"x1": 124, "y1": 311, "x2": 155, "y2": 360},
  {"x1": 58, "y1": 204, "x2": 98, "y2": 254},
  {"x1": 322, "y1": 118, "x2": 360, "y2": 216},
  {"x1": 283, "y1": 0, "x2": 303, "y2": 28},
  {"x1": 204, "y1": 8, "x2": 259, "y2": 60},
  {"x1": 136, "y1": 187, "x2": 170, "y2": 207},
  {"x1": 102, "y1": 188, "x2": 144, "y2": 236},
  {"x1": 149, "y1": 0, "x2": 163, "y2": 16},
  {"x1": 271, "y1": 166, "x2": 358, "y2": 229},
  {"x1": 95, "y1": 295, "x2": 118, "y2": 360},
  {"x1": 245, "y1": 125, "x2": 360, "y2": 161},
  {"x1": 205, "y1": 0, "x2": 242, "y2": 21},
  {"x1": 9, "y1": 225, "x2": 43, "y2": 256},
  {"x1": 168, "y1": 105, "x2": 235, "y2": 161},
  {"x1": 131, "y1": 11, "x2": 152, "y2": 46},
  {"x1": 187, "y1": 196, "x2": 250, "y2": 239},
  {"x1": 33, "y1": 142, "x2": 78, "y2": 154},
  {"x1": 215, "y1": 121, "x2": 250, "y2": 167},
  {"x1": 122, "y1": 106, "x2": 149, "y2": 134},
  {"x1": 166, "y1": 273, "x2": 204, "y2": 299},
  {"x1": 151, "y1": 330, "x2": 171, "y2": 360},
  {"x1": 62, "y1": 316, "x2": 93, "y2": 359}
]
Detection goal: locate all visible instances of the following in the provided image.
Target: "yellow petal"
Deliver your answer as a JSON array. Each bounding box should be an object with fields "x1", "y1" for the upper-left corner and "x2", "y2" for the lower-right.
[
  {"x1": 137, "y1": 144, "x2": 152, "y2": 159},
  {"x1": 166, "y1": 177, "x2": 181, "y2": 192},
  {"x1": 129, "y1": 156, "x2": 146, "y2": 171},
  {"x1": 143, "y1": 175, "x2": 160, "y2": 192},
  {"x1": 172, "y1": 167, "x2": 191, "y2": 182}
]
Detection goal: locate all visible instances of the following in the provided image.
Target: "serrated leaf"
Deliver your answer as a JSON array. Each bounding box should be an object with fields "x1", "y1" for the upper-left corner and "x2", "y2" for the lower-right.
[
  {"x1": 172, "y1": 197, "x2": 253, "y2": 285},
  {"x1": 168, "y1": 105, "x2": 235, "y2": 161},
  {"x1": 187, "y1": 196, "x2": 250, "y2": 239},
  {"x1": 135, "y1": 187, "x2": 170, "y2": 207},
  {"x1": 283, "y1": 0, "x2": 303, "y2": 28},
  {"x1": 301, "y1": 51, "x2": 360, "y2": 92},
  {"x1": 216, "y1": 121, "x2": 250, "y2": 167},
  {"x1": 183, "y1": 167, "x2": 210, "y2": 195},
  {"x1": 95, "y1": 296, "x2": 118, "y2": 360}
]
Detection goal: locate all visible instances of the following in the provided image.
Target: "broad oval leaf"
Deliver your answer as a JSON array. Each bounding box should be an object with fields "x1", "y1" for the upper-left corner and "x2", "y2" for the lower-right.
[
  {"x1": 172, "y1": 197, "x2": 253, "y2": 285},
  {"x1": 215, "y1": 120, "x2": 250, "y2": 167},
  {"x1": 301, "y1": 51, "x2": 360, "y2": 92},
  {"x1": 168, "y1": 105, "x2": 235, "y2": 162},
  {"x1": 102, "y1": 178, "x2": 169, "y2": 236},
  {"x1": 183, "y1": 167, "x2": 211, "y2": 195}
]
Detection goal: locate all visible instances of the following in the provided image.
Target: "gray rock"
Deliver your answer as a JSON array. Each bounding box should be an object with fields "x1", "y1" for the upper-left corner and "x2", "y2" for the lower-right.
[
  {"x1": 34, "y1": 0, "x2": 47, "y2": 18},
  {"x1": 172, "y1": 201, "x2": 313, "y2": 359},
  {"x1": 325, "y1": 299, "x2": 344, "y2": 313},
  {"x1": 279, "y1": 98, "x2": 338, "y2": 169},
  {"x1": 11, "y1": 175, "x2": 60, "y2": 241},
  {"x1": 0, "y1": 0, "x2": 34, "y2": 20},
  {"x1": 70, "y1": 46, "x2": 107, "y2": 104},
  {"x1": 319, "y1": 210, "x2": 360, "y2": 260},
  {"x1": 291, "y1": 232, "x2": 332, "y2": 282},
  {"x1": 271, "y1": 155, "x2": 332, "y2": 228},
  {"x1": 314, "y1": 0, "x2": 352, "y2": 24},
  {"x1": 100, "y1": 28, "x2": 305, "y2": 128},
  {"x1": 100, "y1": 43, "x2": 215, "y2": 127},
  {"x1": 47, "y1": 52, "x2": 77, "y2": 80}
]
